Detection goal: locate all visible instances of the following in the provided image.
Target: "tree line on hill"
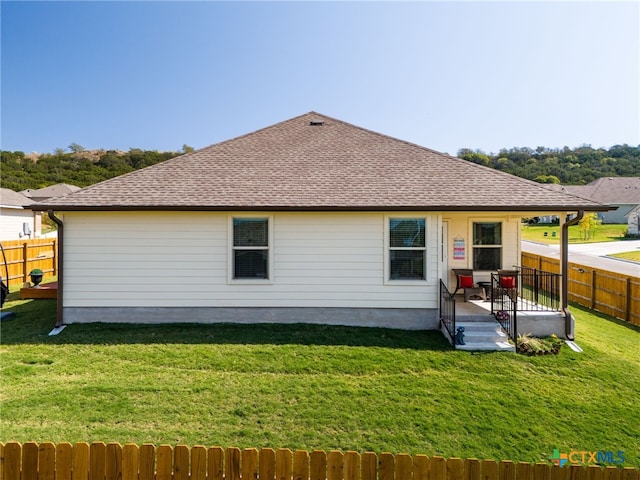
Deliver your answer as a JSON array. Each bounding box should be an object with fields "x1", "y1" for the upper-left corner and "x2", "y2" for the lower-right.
[
  {"x1": 0, "y1": 146, "x2": 187, "y2": 192},
  {"x1": 456, "y1": 144, "x2": 639, "y2": 185},
  {"x1": 1, "y1": 143, "x2": 638, "y2": 193}
]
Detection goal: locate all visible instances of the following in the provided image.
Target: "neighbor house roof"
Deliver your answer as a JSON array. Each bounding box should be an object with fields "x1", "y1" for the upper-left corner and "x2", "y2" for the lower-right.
[
  {"x1": 21, "y1": 183, "x2": 81, "y2": 200},
  {"x1": 33, "y1": 112, "x2": 610, "y2": 212},
  {"x1": 553, "y1": 177, "x2": 640, "y2": 205},
  {"x1": 1, "y1": 188, "x2": 35, "y2": 208}
]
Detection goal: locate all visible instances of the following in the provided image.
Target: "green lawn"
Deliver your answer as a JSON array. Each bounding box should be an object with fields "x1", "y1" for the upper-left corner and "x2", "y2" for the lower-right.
[
  {"x1": 521, "y1": 223, "x2": 630, "y2": 244},
  {"x1": 1, "y1": 294, "x2": 639, "y2": 466},
  {"x1": 609, "y1": 250, "x2": 640, "y2": 262}
]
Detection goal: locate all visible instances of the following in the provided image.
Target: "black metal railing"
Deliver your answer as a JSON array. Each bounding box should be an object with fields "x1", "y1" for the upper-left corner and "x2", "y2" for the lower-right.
[
  {"x1": 490, "y1": 277, "x2": 517, "y2": 344},
  {"x1": 489, "y1": 268, "x2": 561, "y2": 313},
  {"x1": 516, "y1": 266, "x2": 561, "y2": 311},
  {"x1": 439, "y1": 279, "x2": 456, "y2": 345}
]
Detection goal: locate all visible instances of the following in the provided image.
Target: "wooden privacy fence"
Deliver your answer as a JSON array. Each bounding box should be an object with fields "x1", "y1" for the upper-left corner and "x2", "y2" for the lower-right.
[
  {"x1": 522, "y1": 252, "x2": 640, "y2": 326},
  {"x1": 1, "y1": 443, "x2": 638, "y2": 480},
  {"x1": 0, "y1": 238, "x2": 57, "y2": 287}
]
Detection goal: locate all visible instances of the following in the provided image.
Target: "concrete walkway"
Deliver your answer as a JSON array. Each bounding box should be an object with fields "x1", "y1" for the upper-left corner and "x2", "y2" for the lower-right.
[{"x1": 522, "y1": 240, "x2": 640, "y2": 278}]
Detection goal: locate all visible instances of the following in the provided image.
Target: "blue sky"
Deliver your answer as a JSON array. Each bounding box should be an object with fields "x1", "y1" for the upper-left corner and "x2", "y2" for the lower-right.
[{"x1": 2, "y1": 1, "x2": 638, "y2": 156}]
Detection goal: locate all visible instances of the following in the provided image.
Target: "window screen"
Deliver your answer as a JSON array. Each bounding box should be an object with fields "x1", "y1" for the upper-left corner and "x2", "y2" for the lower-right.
[
  {"x1": 233, "y1": 218, "x2": 269, "y2": 279},
  {"x1": 472, "y1": 222, "x2": 502, "y2": 271},
  {"x1": 389, "y1": 218, "x2": 426, "y2": 280}
]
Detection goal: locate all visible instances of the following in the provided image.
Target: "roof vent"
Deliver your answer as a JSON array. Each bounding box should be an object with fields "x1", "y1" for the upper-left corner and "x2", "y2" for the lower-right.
[{"x1": 309, "y1": 121, "x2": 325, "y2": 126}]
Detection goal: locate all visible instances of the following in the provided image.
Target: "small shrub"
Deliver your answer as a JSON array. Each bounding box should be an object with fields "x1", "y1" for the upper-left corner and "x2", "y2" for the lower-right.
[{"x1": 517, "y1": 333, "x2": 563, "y2": 356}]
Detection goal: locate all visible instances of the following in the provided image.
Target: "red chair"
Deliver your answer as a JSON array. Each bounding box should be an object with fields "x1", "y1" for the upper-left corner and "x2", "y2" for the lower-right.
[
  {"x1": 452, "y1": 269, "x2": 486, "y2": 302},
  {"x1": 496, "y1": 269, "x2": 518, "y2": 302}
]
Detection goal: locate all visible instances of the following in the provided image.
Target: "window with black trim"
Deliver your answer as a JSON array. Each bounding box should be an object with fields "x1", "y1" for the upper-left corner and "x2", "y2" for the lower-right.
[
  {"x1": 472, "y1": 222, "x2": 502, "y2": 270},
  {"x1": 233, "y1": 218, "x2": 269, "y2": 279},
  {"x1": 389, "y1": 218, "x2": 426, "y2": 280}
]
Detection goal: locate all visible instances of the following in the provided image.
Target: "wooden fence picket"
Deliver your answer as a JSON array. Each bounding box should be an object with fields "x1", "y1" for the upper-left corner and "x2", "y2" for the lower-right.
[
  {"x1": 481, "y1": 459, "x2": 498, "y2": 480},
  {"x1": 396, "y1": 453, "x2": 412, "y2": 480},
  {"x1": 328, "y1": 451, "x2": 344, "y2": 480},
  {"x1": 535, "y1": 463, "x2": 553, "y2": 480},
  {"x1": 55, "y1": 443, "x2": 73, "y2": 480},
  {"x1": 156, "y1": 445, "x2": 173, "y2": 480},
  {"x1": 601, "y1": 467, "x2": 619, "y2": 480},
  {"x1": 570, "y1": 464, "x2": 587, "y2": 480},
  {"x1": 191, "y1": 446, "x2": 208, "y2": 480},
  {"x1": 310, "y1": 450, "x2": 326, "y2": 480},
  {"x1": 174, "y1": 445, "x2": 190, "y2": 480},
  {"x1": 344, "y1": 451, "x2": 360, "y2": 480},
  {"x1": 226, "y1": 447, "x2": 242, "y2": 480},
  {"x1": 276, "y1": 448, "x2": 292, "y2": 480},
  {"x1": 621, "y1": 468, "x2": 640, "y2": 480},
  {"x1": 498, "y1": 461, "x2": 515, "y2": 480},
  {"x1": 463, "y1": 459, "x2": 479, "y2": 480},
  {"x1": 431, "y1": 456, "x2": 447, "y2": 480},
  {"x1": 587, "y1": 465, "x2": 603, "y2": 480},
  {"x1": 379, "y1": 453, "x2": 396, "y2": 480},
  {"x1": 3, "y1": 443, "x2": 21, "y2": 480},
  {"x1": 518, "y1": 462, "x2": 534, "y2": 480},
  {"x1": 72, "y1": 442, "x2": 90, "y2": 480},
  {"x1": 446, "y1": 458, "x2": 463, "y2": 480},
  {"x1": 293, "y1": 450, "x2": 309, "y2": 480},
  {"x1": 90, "y1": 442, "x2": 106, "y2": 480},
  {"x1": 243, "y1": 448, "x2": 259, "y2": 480},
  {"x1": 361, "y1": 452, "x2": 377, "y2": 480},
  {"x1": 22, "y1": 442, "x2": 38, "y2": 480},
  {"x1": 38, "y1": 442, "x2": 55, "y2": 480},
  {"x1": 208, "y1": 447, "x2": 225, "y2": 480},
  {"x1": 122, "y1": 443, "x2": 139, "y2": 480},
  {"x1": 260, "y1": 448, "x2": 276, "y2": 480},
  {"x1": 139, "y1": 444, "x2": 156, "y2": 480},
  {"x1": 413, "y1": 455, "x2": 429, "y2": 480},
  {"x1": 105, "y1": 443, "x2": 122, "y2": 480}
]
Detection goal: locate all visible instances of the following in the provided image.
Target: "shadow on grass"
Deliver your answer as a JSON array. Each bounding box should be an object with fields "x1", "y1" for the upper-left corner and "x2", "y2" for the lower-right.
[{"x1": 1, "y1": 295, "x2": 451, "y2": 350}]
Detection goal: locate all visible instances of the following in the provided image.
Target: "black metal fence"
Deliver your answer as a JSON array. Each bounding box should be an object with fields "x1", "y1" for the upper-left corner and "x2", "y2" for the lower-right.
[
  {"x1": 490, "y1": 281, "x2": 517, "y2": 344},
  {"x1": 439, "y1": 280, "x2": 455, "y2": 345},
  {"x1": 490, "y1": 268, "x2": 561, "y2": 313}
]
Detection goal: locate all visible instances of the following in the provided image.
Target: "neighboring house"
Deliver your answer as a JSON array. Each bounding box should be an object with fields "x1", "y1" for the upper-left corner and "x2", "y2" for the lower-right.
[
  {"x1": 552, "y1": 177, "x2": 640, "y2": 224},
  {"x1": 33, "y1": 112, "x2": 609, "y2": 333},
  {"x1": 627, "y1": 205, "x2": 640, "y2": 236},
  {"x1": 0, "y1": 188, "x2": 41, "y2": 240},
  {"x1": 21, "y1": 183, "x2": 81, "y2": 203}
]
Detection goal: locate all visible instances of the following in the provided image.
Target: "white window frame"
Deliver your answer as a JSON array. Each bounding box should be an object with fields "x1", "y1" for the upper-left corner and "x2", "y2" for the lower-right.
[
  {"x1": 228, "y1": 214, "x2": 274, "y2": 284},
  {"x1": 471, "y1": 220, "x2": 503, "y2": 271},
  {"x1": 384, "y1": 215, "x2": 428, "y2": 285}
]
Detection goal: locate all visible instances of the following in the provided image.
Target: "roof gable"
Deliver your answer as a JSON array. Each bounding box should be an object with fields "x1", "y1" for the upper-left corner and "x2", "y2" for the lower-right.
[
  {"x1": 22, "y1": 183, "x2": 81, "y2": 199},
  {"x1": 1, "y1": 188, "x2": 35, "y2": 208},
  {"x1": 34, "y1": 112, "x2": 609, "y2": 212}
]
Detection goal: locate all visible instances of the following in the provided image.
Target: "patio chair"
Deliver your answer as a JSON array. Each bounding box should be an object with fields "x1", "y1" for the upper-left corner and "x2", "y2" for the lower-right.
[
  {"x1": 496, "y1": 269, "x2": 518, "y2": 302},
  {"x1": 452, "y1": 269, "x2": 486, "y2": 302}
]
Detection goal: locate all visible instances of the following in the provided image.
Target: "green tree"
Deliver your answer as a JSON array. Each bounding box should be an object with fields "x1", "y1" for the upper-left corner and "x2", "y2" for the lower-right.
[{"x1": 68, "y1": 143, "x2": 84, "y2": 153}]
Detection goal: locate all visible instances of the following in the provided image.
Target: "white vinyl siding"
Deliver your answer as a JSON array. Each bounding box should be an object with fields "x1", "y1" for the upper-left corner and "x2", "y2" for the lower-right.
[
  {"x1": 62, "y1": 211, "x2": 440, "y2": 309},
  {"x1": 0, "y1": 208, "x2": 37, "y2": 240}
]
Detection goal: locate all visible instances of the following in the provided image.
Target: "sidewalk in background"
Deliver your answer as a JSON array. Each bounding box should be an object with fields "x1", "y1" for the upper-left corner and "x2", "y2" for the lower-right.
[{"x1": 522, "y1": 240, "x2": 640, "y2": 278}]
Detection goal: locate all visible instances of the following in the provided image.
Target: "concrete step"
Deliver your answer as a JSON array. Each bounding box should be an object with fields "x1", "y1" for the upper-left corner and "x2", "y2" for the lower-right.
[
  {"x1": 457, "y1": 341, "x2": 515, "y2": 352},
  {"x1": 453, "y1": 321, "x2": 516, "y2": 352}
]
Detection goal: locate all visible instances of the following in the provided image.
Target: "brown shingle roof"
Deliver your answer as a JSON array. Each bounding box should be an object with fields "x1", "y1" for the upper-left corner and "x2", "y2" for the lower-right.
[
  {"x1": 563, "y1": 177, "x2": 640, "y2": 204},
  {"x1": 34, "y1": 112, "x2": 610, "y2": 212}
]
